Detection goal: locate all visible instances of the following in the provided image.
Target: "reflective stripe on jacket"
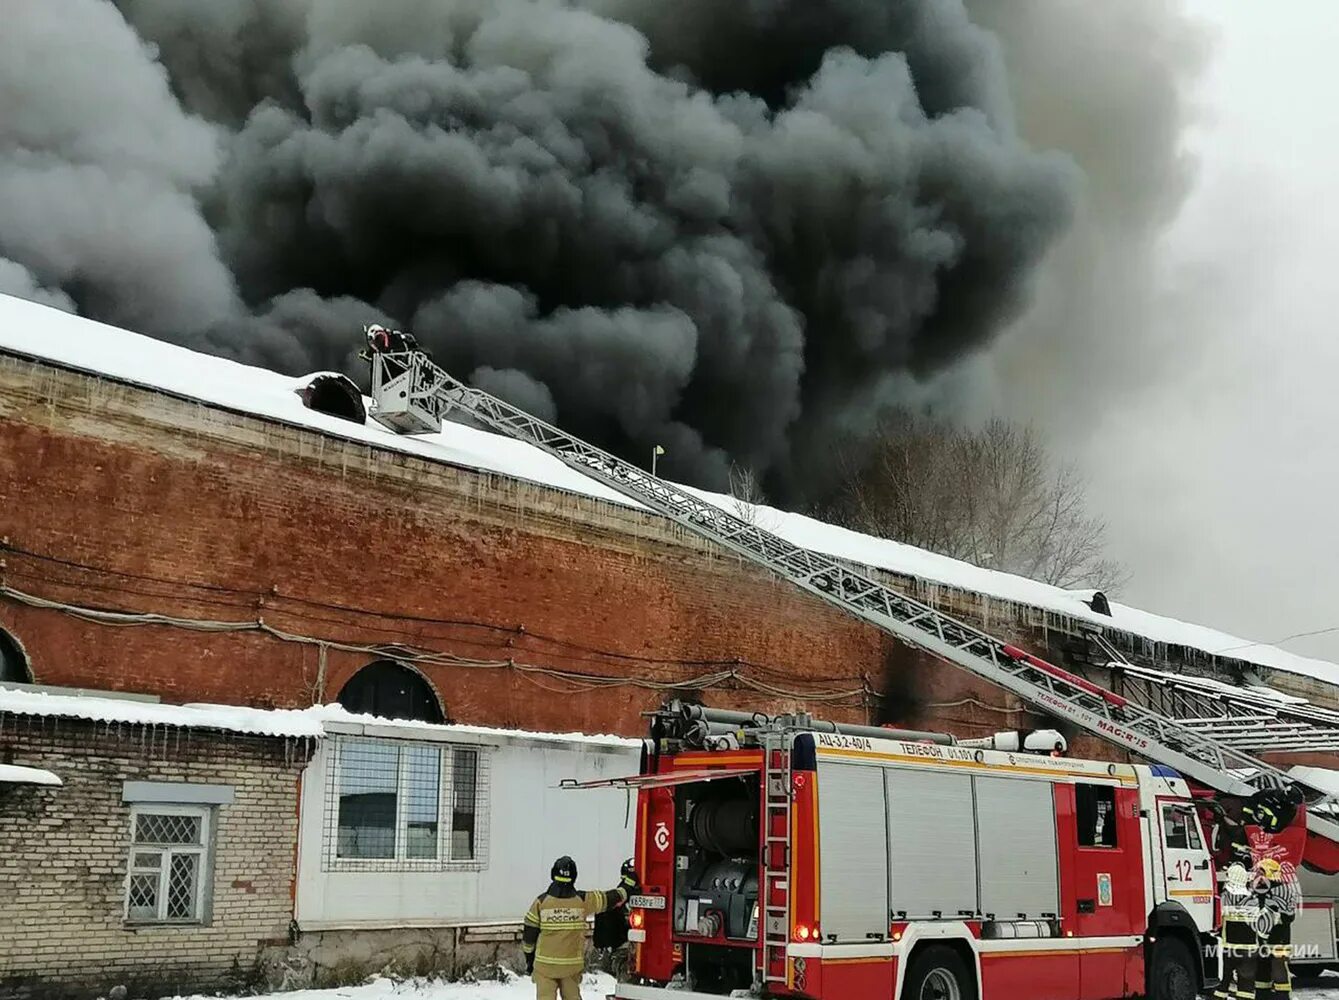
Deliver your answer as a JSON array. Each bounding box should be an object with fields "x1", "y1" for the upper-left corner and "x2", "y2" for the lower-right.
[{"x1": 523, "y1": 888, "x2": 627, "y2": 978}]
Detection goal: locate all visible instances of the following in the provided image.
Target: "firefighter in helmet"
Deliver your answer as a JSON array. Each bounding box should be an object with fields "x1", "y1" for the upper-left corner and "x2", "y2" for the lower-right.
[
  {"x1": 522, "y1": 856, "x2": 640, "y2": 1000},
  {"x1": 1242, "y1": 787, "x2": 1304, "y2": 1000},
  {"x1": 1209, "y1": 800, "x2": 1258, "y2": 1000}
]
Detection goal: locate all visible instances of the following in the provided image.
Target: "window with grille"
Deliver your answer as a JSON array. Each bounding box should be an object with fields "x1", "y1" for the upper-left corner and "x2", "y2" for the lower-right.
[
  {"x1": 325, "y1": 737, "x2": 488, "y2": 871},
  {"x1": 124, "y1": 806, "x2": 211, "y2": 923}
]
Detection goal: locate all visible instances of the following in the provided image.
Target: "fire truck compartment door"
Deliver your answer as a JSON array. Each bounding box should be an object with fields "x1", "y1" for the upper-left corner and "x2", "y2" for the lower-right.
[
  {"x1": 1292, "y1": 902, "x2": 1338, "y2": 962},
  {"x1": 975, "y1": 776, "x2": 1060, "y2": 920},
  {"x1": 818, "y1": 763, "x2": 890, "y2": 941},
  {"x1": 885, "y1": 768, "x2": 978, "y2": 918}
]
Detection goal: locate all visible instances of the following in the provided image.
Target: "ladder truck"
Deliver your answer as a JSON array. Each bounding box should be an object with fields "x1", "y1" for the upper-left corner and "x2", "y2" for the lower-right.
[
  {"x1": 567, "y1": 701, "x2": 1220, "y2": 1000},
  {"x1": 359, "y1": 327, "x2": 1338, "y2": 995}
]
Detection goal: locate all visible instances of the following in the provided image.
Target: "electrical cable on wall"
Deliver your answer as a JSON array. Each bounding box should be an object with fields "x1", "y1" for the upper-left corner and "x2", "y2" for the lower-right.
[
  {"x1": 0, "y1": 584, "x2": 876, "y2": 706},
  {"x1": 0, "y1": 542, "x2": 871, "y2": 684}
]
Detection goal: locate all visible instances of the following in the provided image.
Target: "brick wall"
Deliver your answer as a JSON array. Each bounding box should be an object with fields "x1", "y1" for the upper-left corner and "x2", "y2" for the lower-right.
[
  {"x1": 0, "y1": 352, "x2": 1064, "y2": 746},
  {"x1": 0, "y1": 714, "x2": 314, "y2": 999},
  {"x1": 0, "y1": 351, "x2": 1324, "y2": 766}
]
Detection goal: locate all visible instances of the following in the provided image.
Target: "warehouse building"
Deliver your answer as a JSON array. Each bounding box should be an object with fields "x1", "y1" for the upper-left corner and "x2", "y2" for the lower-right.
[
  {"x1": 4, "y1": 291, "x2": 1339, "y2": 997},
  {"x1": 3, "y1": 292, "x2": 1338, "y2": 754}
]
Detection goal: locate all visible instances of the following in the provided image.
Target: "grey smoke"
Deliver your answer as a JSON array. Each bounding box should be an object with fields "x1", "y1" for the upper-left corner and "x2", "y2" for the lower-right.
[
  {"x1": 964, "y1": 0, "x2": 1209, "y2": 440},
  {"x1": 2, "y1": 0, "x2": 1084, "y2": 494},
  {"x1": 0, "y1": 0, "x2": 240, "y2": 339},
  {"x1": 0, "y1": 259, "x2": 75, "y2": 314}
]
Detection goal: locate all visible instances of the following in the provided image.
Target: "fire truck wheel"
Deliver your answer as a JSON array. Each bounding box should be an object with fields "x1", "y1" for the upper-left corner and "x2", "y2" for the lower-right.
[
  {"x1": 1146, "y1": 935, "x2": 1196, "y2": 1000},
  {"x1": 902, "y1": 945, "x2": 976, "y2": 1000}
]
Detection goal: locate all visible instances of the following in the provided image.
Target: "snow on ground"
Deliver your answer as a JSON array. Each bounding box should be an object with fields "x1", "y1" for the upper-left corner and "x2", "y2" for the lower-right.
[
  {"x1": 155, "y1": 972, "x2": 1339, "y2": 1000},
  {"x1": 163, "y1": 974, "x2": 617, "y2": 1000},
  {"x1": 5, "y1": 291, "x2": 1339, "y2": 688}
]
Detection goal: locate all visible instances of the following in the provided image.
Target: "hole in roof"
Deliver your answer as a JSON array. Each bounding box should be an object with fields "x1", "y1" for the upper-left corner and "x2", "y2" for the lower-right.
[{"x1": 298, "y1": 373, "x2": 366, "y2": 425}]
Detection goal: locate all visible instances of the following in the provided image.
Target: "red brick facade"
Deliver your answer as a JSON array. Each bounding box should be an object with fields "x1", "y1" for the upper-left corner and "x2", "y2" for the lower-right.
[{"x1": 0, "y1": 351, "x2": 1158, "y2": 759}]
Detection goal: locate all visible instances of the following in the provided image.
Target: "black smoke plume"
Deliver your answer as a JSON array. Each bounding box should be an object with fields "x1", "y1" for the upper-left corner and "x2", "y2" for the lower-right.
[{"x1": 2, "y1": 0, "x2": 1077, "y2": 495}]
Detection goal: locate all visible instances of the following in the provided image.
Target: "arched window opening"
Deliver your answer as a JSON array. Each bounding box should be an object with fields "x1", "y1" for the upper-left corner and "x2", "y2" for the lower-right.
[
  {"x1": 0, "y1": 629, "x2": 31, "y2": 685},
  {"x1": 338, "y1": 660, "x2": 444, "y2": 723}
]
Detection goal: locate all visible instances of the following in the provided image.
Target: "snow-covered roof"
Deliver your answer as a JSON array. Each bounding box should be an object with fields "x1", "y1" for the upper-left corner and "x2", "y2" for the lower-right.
[
  {"x1": 315, "y1": 704, "x2": 639, "y2": 751},
  {"x1": 3, "y1": 292, "x2": 1338, "y2": 687},
  {"x1": 0, "y1": 685, "x2": 636, "y2": 749},
  {"x1": 0, "y1": 685, "x2": 327, "y2": 739},
  {"x1": 0, "y1": 763, "x2": 62, "y2": 786}
]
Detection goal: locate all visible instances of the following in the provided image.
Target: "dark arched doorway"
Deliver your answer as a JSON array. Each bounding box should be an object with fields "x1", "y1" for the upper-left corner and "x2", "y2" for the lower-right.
[
  {"x1": 337, "y1": 660, "x2": 444, "y2": 723},
  {"x1": 0, "y1": 628, "x2": 30, "y2": 684}
]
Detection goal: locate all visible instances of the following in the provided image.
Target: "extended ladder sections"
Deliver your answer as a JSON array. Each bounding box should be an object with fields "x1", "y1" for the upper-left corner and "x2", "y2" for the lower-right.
[
  {"x1": 363, "y1": 341, "x2": 1339, "y2": 842},
  {"x1": 1091, "y1": 629, "x2": 1339, "y2": 754},
  {"x1": 761, "y1": 734, "x2": 794, "y2": 986}
]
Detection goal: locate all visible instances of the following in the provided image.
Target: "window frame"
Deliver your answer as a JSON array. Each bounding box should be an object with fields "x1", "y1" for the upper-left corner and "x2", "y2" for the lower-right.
[
  {"x1": 1160, "y1": 802, "x2": 1202, "y2": 851},
  {"x1": 123, "y1": 803, "x2": 213, "y2": 926},
  {"x1": 326, "y1": 737, "x2": 487, "y2": 872},
  {"x1": 1075, "y1": 783, "x2": 1119, "y2": 849}
]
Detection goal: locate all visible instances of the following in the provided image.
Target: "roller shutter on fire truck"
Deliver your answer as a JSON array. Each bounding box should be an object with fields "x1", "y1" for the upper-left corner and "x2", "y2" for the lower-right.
[
  {"x1": 974, "y1": 776, "x2": 1060, "y2": 919},
  {"x1": 816, "y1": 763, "x2": 889, "y2": 941},
  {"x1": 885, "y1": 769, "x2": 976, "y2": 918},
  {"x1": 818, "y1": 762, "x2": 1061, "y2": 926}
]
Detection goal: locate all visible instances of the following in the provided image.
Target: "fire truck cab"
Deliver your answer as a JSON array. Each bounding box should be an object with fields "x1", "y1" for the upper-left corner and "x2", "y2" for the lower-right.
[{"x1": 609, "y1": 704, "x2": 1216, "y2": 1000}]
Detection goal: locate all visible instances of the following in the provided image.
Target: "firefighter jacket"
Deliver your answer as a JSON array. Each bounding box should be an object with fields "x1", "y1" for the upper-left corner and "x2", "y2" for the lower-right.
[{"x1": 523, "y1": 883, "x2": 629, "y2": 979}]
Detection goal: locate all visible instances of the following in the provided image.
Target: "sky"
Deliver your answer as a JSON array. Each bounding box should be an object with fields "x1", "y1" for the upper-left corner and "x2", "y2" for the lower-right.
[{"x1": 1055, "y1": 2, "x2": 1339, "y2": 662}]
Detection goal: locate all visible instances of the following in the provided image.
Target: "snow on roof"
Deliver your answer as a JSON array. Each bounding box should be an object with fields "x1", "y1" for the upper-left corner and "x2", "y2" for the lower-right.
[
  {"x1": 312, "y1": 704, "x2": 640, "y2": 750},
  {"x1": 0, "y1": 763, "x2": 62, "y2": 786},
  {"x1": 0, "y1": 685, "x2": 326, "y2": 739},
  {"x1": 4, "y1": 291, "x2": 1338, "y2": 688},
  {"x1": 0, "y1": 685, "x2": 636, "y2": 749}
]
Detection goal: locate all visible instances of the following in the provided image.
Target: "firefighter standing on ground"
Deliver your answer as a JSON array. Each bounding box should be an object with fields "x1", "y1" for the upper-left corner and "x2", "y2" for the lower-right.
[
  {"x1": 1243, "y1": 788, "x2": 1305, "y2": 1000},
  {"x1": 522, "y1": 856, "x2": 639, "y2": 1000},
  {"x1": 1211, "y1": 802, "x2": 1257, "y2": 1000}
]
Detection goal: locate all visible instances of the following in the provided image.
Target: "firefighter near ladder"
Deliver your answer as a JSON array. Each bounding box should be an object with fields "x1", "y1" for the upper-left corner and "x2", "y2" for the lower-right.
[
  {"x1": 522, "y1": 856, "x2": 640, "y2": 1000},
  {"x1": 1245, "y1": 787, "x2": 1305, "y2": 1000},
  {"x1": 1211, "y1": 787, "x2": 1306, "y2": 1000}
]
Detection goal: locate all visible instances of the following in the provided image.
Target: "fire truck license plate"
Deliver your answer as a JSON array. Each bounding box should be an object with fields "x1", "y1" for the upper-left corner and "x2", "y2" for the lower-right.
[{"x1": 629, "y1": 894, "x2": 666, "y2": 910}]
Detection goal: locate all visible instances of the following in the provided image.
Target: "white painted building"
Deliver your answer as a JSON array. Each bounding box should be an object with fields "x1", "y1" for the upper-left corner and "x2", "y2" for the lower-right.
[{"x1": 295, "y1": 712, "x2": 642, "y2": 931}]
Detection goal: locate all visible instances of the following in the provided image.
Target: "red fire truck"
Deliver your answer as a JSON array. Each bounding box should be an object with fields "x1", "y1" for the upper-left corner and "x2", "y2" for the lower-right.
[{"x1": 591, "y1": 703, "x2": 1222, "y2": 1000}]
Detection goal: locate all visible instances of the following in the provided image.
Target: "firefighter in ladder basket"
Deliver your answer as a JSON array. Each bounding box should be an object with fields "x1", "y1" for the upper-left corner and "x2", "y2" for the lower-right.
[{"x1": 522, "y1": 856, "x2": 640, "y2": 1000}]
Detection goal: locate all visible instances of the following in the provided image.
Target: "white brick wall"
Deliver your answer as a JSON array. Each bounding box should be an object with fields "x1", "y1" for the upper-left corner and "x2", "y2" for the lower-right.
[{"x1": 0, "y1": 715, "x2": 314, "y2": 999}]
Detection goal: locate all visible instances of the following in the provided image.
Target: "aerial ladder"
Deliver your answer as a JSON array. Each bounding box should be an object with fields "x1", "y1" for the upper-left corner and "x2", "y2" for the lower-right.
[{"x1": 360, "y1": 326, "x2": 1339, "y2": 856}]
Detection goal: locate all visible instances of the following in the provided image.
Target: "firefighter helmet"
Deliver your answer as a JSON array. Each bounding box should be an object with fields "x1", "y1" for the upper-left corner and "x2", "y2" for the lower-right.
[{"x1": 551, "y1": 855, "x2": 578, "y2": 884}]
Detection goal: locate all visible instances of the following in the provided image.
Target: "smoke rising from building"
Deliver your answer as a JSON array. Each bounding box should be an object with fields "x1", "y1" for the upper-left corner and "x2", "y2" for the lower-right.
[{"x1": 3, "y1": 0, "x2": 1121, "y2": 494}]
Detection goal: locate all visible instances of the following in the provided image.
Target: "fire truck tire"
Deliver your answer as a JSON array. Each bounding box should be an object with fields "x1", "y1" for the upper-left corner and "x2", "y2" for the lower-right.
[
  {"x1": 1146, "y1": 935, "x2": 1197, "y2": 1000},
  {"x1": 901, "y1": 945, "x2": 977, "y2": 1000}
]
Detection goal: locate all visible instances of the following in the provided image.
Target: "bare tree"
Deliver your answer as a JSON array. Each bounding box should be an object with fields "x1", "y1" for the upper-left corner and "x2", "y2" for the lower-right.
[
  {"x1": 819, "y1": 412, "x2": 1127, "y2": 592},
  {"x1": 728, "y1": 462, "x2": 774, "y2": 529}
]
